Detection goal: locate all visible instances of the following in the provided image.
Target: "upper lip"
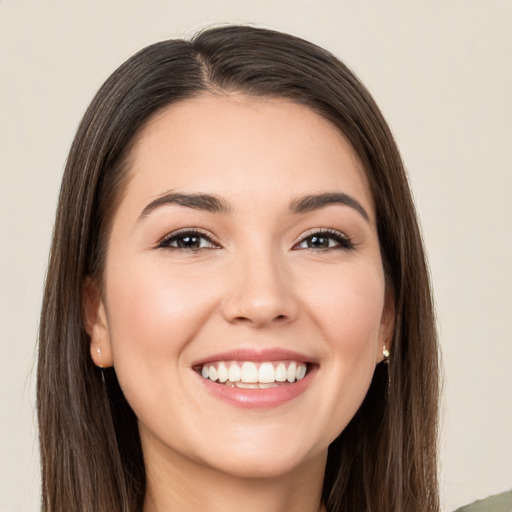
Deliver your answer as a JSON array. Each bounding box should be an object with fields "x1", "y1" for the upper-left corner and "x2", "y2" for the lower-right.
[{"x1": 191, "y1": 348, "x2": 317, "y2": 367}]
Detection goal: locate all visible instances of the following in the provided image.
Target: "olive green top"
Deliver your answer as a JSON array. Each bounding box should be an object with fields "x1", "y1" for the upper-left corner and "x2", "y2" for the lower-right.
[{"x1": 453, "y1": 490, "x2": 512, "y2": 512}]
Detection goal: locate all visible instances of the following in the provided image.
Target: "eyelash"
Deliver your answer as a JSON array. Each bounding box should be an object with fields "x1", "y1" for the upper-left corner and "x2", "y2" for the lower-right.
[
  {"x1": 157, "y1": 228, "x2": 220, "y2": 252},
  {"x1": 157, "y1": 228, "x2": 355, "y2": 252},
  {"x1": 294, "y1": 228, "x2": 355, "y2": 251}
]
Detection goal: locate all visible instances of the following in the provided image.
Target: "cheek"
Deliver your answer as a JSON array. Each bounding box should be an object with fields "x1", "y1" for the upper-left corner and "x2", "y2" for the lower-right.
[
  {"x1": 300, "y1": 263, "x2": 385, "y2": 440},
  {"x1": 303, "y1": 261, "x2": 385, "y2": 342},
  {"x1": 300, "y1": 260, "x2": 385, "y2": 390},
  {"x1": 101, "y1": 255, "x2": 225, "y2": 433},
  {"x1": 103, "y1": 255, "x2": 219, "y2": 374}
]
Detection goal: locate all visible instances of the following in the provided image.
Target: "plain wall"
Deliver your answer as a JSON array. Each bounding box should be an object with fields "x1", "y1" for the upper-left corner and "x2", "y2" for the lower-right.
[{"x1": 1, "y1": 1, "x2": 511, "y2": 510}]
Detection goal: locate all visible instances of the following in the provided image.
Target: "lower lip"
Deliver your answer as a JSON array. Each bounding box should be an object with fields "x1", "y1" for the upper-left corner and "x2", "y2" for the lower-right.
[{"x1": 196, "y1": 366, "x2": 317, "y2": 409}]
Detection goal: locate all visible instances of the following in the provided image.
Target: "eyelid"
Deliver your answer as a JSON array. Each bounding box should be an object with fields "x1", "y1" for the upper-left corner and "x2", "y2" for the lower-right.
[
  {"x1": 156, "y1": 227, "x2": 221, "y2": 250},
  {"x1": 293, "y1": 227, "x2": 355, "y2": 249},
  {"x1": 156, "y1": 226, "x2": 353, "y2": 251}
]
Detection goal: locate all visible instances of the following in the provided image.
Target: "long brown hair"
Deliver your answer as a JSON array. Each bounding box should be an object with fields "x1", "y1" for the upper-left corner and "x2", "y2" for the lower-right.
[{"x1": 38, "y1": 25, "x2": 439, "y2": 512}]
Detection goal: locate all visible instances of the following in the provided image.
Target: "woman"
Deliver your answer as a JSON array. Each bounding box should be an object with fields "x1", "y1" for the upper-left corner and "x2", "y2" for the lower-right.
[{"x1": 38, "y1": 25, "x2": 439, "y2": 512}]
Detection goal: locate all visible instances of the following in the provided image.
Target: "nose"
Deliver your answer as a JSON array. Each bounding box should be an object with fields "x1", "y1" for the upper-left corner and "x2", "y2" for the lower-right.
[{"x1": 220, "y1": 246, "x2": 299, "y2": 328}]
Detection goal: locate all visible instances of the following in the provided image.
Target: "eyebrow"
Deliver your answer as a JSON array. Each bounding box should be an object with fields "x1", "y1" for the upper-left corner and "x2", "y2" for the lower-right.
[
  {"x1": 137, "y1": 191, "x2": 370, "y2": 223},
  {"x1": 137, "y1": 192, "x2": 232, "y2": 222},
  {"x1": 289, "y1": 193, "x2": 370, "y2": 222}
]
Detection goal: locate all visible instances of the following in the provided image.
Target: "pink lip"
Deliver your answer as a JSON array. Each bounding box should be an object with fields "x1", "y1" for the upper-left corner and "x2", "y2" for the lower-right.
[
  {"x1": 191, "y1": 347, "x2": 315, "y2": 367},
  {"x1": 196, "y1": 367, "x2": 317, "y2": 409},
  {"x1": 192, "y1": 348, "x2": 318, "y2": 409}
]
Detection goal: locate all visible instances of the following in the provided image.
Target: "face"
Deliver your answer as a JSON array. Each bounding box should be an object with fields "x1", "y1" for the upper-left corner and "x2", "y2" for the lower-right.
[{"x1": 87, "y1": 94, "x2": 392, "y2": 480}]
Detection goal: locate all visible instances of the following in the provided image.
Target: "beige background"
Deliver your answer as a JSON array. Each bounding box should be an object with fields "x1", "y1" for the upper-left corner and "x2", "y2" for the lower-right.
[{"x1": 1, "y1": 1, "x2": 511, "y2": 510}]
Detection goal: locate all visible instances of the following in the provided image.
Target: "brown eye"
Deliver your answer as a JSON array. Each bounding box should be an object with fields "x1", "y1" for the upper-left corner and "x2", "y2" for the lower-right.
[
  {"x1": 302, "y1": 235, "x2": 332, "y2": 249},
  {"x1": 159, "y1": 230, "x2": 218, "y2": 251},
  {"x1": 295, "y1": 230, "x2": 354, "y2": 250},
  {"x1": 176, "y1": 235, "x2": 202, "y2": 249}
]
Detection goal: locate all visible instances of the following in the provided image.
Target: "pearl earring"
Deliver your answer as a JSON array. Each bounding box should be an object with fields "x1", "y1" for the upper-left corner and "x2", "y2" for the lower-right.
[
  {"x1": 382, "y1": 345, "x2": 390, "y2": 359},
  {"x1": 96, "y1": 347, "x2": 105, "y2": 368}
]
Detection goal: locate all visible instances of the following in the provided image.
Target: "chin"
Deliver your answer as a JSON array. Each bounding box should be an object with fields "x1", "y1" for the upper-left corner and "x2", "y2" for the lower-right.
[
  {"x1": 188, "y1": 429, "x2": 327, "y2": 481},
  {"x1": 204, "y1": 448, "x2": 323, "y2": 480}
]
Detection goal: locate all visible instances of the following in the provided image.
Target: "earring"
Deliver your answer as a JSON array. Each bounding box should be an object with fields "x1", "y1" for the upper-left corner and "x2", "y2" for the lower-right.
[
  {"x1": 382, "y1": 345, "x2": 390, "y2": 359},
  {"x1": 96, "y1": 347, "x2": 105, "y2": 368}
]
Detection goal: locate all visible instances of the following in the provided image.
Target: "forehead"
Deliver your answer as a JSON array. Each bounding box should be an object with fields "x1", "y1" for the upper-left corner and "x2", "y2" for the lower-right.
[{"x1": 123, "y1": 93, "x2": 374, "y2": 217}]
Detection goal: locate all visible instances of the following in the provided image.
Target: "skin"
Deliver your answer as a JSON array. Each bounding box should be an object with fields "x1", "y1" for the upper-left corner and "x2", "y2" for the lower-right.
[{"x1": 85, "y1": 94, "x2": 393, "y2": 512}]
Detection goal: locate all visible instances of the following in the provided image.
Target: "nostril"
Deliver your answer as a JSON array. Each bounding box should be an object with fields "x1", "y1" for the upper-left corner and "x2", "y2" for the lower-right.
[{"x1": 231, "y1": 314, "x2": 252, "y2": 321}]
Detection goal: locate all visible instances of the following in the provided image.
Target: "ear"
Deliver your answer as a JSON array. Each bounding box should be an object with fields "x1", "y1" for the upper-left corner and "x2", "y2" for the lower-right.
[
  {"x1": 83, "y1": 277, "x2": 114, "y2": 368},
  {"x1": 377, "y1": 287, "x2": 395, "y2": 364}
]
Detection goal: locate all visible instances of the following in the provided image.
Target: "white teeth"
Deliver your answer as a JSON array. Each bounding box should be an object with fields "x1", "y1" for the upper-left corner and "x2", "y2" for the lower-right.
[
  {"x1": 228, "y1": 362, "x2": 241, "y2": 382},
  {"x1": 235, "y1": 382, "x2": 260, "y2": 389},
  {"x1": 208, "y1": 365, "x2": 218, "y2": 381},
  {"x1": 217, "y1": 362, "x2": 228, "y2": 383},
  {"x1": 287, "y1": 362, "x2": 297, "y2": 383},
  {"x1": 258, "y1": 362, "x2": 275, "y2": 383},
  {"x1": 241, "y1": 362, "x2": 258, "y2": 383},
  {"x1": 256, "y1": 382, "x2": 278, "y2": 389},
  {"x1": 296, "y1": 364, "x2": 307, "y2": 380},
  {"x1": 275, "y1": 362, "x2": 287, "y2": 382},
  {"x1": 200, "y1": 360, "x2": 309, "y2": 385},
  {"x1": 228, "y1": 381, "x2": 280, "y2": 389}
]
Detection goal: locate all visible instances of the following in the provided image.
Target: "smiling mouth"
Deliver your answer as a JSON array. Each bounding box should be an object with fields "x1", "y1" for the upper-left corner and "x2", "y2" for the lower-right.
[{"x1": 195, "y1": 360, "x2": 310, "y2": 389}]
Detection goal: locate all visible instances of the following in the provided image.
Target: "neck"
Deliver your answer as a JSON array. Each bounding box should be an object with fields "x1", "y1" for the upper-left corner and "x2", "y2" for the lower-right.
[{"x1": 142, "y1": 436, "x2": 327, "y2": 512}]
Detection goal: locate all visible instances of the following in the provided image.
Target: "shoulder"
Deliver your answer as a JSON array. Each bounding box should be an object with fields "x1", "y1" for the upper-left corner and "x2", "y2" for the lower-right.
[{"x1": 452, "y1": 490, "x2": 512, "y2": 512}]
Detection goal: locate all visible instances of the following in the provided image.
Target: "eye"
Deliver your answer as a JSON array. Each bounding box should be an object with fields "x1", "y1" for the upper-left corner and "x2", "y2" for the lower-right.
[
  {"x1": 157, "y1": 229, "x2": 219, "y2": 251},
  {"x1": 294, "y1": 229, "x2": 354, "y2": 250}
]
